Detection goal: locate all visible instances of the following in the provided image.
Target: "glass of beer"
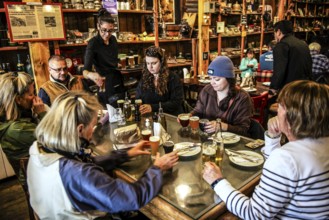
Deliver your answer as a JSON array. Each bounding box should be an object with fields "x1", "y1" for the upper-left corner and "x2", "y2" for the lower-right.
[
  {"x1": 216, "y1": 142, "x2": 224, "y2": 168},
  {"x1": 135, "y1": 99, "x2": 142, "y2": 108},
  {"x1": 149, "y1": 136, "x2": 160, "y2": 159},
  {"x1": 163, "y1": 141, "x2": 174, "y2": 154},
  {"x1": 120, "y1": 57, "x2": 126, "y2": 69},
  {"x1": 189, "y1": 116, "x2": 199, "y2": 133},
  {"x1": 141, "y1": 129, "x2": 152, "y2": 140},
  {"x1": 128, "y1": 56, "x2": 135, "y2": 68},
  {"x1": 202, "y1": 141, "x2": 216, "y2": 164},
  {"x1": 117, "y1": 99, "x2": 124, "y2": 110},
  {"x1": 178, "y1": 114, "x2": 190, "y2": 133},
  {"x1": 199, "y1": 119, "x2": 209, "y2": 135}
]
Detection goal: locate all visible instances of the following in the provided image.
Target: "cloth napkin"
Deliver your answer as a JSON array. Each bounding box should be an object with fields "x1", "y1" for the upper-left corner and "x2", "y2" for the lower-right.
[
  {"x1": 153, "y1": 122, "x2": 171, "y2": 145},
  {"x1": 106, "y1": 104, "x2": 118, "y2": 123}
]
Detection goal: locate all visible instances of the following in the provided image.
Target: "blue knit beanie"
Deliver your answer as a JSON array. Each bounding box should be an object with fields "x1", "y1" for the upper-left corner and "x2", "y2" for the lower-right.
[{"x1": 207, "y1": 56, "x2": 235, "y2": 78}]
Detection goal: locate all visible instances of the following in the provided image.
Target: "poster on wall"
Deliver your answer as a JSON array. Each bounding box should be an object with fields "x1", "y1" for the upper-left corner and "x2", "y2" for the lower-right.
[{"x1": 4, "y1": 2, "x2": 65, "y2": 42}]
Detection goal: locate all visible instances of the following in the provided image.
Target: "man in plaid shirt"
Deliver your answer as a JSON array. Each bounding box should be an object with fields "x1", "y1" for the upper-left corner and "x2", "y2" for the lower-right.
[{"x1": 309, "y1": 42, "x2": 329, "y2": 81}]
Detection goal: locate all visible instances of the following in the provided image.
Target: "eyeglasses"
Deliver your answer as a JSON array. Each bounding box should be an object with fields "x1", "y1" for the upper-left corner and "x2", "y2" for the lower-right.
[
  {"x1": 49, "y1": 66, "x2": 68, "y2": 73},
  {"x1": 100, "y1": 28, "x2": 115, "y2": 34}
]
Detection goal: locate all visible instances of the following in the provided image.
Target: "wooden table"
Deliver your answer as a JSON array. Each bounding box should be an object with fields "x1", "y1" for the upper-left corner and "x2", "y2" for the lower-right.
[{"x1": 92, "y1": 114, "x2": 262, "y2": 220}]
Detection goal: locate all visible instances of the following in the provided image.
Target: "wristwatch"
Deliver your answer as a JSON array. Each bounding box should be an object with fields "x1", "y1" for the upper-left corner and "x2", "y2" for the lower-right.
[{"x1": 211, "y1": 178, "x2": 224, "y2": 189}]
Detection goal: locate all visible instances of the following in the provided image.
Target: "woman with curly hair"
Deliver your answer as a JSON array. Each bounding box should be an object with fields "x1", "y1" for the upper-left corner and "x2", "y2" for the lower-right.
[
  {"x1": 191, "y1": 56, "x2": 253, "y2": 137},
  {"x1": 136, "y1": 46, "x2": 184, "y2": 115}
]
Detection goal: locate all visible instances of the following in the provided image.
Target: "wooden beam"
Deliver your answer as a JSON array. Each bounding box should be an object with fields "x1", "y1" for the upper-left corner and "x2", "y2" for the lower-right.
[
  {"x1": 198, "y1": 0, "x2": 210, "y2": 76},
  {"x1": 277, "y1": 0, "x2": 286, "y2": 21},
  {"x1": 23, "y1": 0, "x2": 50, "y2": 92},
  {"x1": 153, "y1": 0, "x2": 159, "y2": 47}
]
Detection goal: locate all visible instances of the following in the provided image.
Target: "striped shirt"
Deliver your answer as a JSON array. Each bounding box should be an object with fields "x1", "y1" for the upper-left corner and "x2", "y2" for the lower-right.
[{"x1": 215, "y1": 136, "x2": 329, "y2": 219}]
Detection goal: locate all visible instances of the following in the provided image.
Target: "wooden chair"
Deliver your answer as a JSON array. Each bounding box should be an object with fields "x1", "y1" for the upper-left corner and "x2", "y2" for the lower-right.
[
  {"x1": 18, "y1": 157, "x2": 39, "y2": 220},
  {"x1": 251, "y1": 92, "x2": 268, "y2": 127}
]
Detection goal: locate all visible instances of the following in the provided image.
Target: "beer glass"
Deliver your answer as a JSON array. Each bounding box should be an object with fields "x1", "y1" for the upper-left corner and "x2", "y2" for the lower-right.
[
  {"x1": 117, "y1": 99, "x2": 124, "y2": 111},
  {"x1": 149, "y1": 136, "x2": 160, "y2": 159},
  {"x1": 199, "y1": 119, "x2": 209, "y2": 134},
  {"x1": 178, "y1": 114, "x2": 190, "y2": 133},
  {"x1": 141, "y1": 129, "x2": 152, "y2": 140},
  {"x1": 189, "y1": 116, "x2": 199, "y2": 133},
  {"x1": 202, "y1": 141, "x2": 216, "y2": 164}
]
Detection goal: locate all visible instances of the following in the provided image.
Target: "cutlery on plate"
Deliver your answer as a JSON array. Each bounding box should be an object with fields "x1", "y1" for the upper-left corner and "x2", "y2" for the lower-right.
[{"x1": 225, "y1": 149, "x2": 262, "y2": 163}]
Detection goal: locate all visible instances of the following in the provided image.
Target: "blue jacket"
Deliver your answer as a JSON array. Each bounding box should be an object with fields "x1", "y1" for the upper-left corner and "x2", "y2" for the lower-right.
[{"x1": 27, "y1": 142, "x2": 163, "y2": 219}]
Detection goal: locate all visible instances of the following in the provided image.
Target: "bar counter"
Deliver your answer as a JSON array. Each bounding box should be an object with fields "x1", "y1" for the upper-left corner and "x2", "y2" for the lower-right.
[{"x1": 92, "y1": 114, "x2": 262, "y2": 219}]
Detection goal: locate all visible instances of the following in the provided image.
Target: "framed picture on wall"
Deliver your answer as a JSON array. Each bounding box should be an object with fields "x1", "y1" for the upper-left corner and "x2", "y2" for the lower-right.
[{"x1": 160, "y1": 0, "x2": 175, "y2": 24}]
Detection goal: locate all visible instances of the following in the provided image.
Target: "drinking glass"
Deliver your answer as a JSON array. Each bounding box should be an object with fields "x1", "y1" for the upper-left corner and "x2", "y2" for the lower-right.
[
  {"x1": 117, "y1": 99, "x2": 124, "y2": 111},
  {"x1": 202, "y1": 141, "x2": 217, "y2": 164},
  {"x1": 120, "y1": 57, "x2": 126, "y2": 69},
  {"x1": 199, "y1": 119, "x2": 209, "y2": 134},
  {"x1": 141, "y1": 129, "x2": 152, "y2": 140},
  {"x1": 189, "y1": 116, "x2": 199, "y2": 133},
  {"x1": 163, "y1": 141, "x2": 175, "y2": 154},
  {"x1": 178, "y1": 114, "x2": 190, "y2": 133},
  {"x1": 123, "y1": 102, "x2": 132, "y2": 121},
  {"x1": 116, "y1": 108, "x2": 126, "y2": 126},
  {"x1": 149, "y1": 136, "x2": 160, "y2": 159}
]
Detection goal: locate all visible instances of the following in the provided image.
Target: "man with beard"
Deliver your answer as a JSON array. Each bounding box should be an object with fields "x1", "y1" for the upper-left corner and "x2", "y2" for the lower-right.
[{"x1": 38, "y1": 55, "x2": 84, "y2": 106}]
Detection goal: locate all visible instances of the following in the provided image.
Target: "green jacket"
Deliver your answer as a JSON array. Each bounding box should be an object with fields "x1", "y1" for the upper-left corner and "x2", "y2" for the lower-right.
[{"x1": 0, "y1": 112, "x2": 46, "y2": 174}]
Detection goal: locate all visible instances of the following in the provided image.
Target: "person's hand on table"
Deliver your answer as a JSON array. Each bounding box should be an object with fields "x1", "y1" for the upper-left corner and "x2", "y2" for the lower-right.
[
  {"x1": 203, "y1": 162, "x2": 223, "y2": 185},
  {"x1": 153, "y1": 151, "x2": 179, "y2": 171},
  {"x1": 32, "y1": 96, "x2": 46, "y2": 115},
  {"x1": 139, "y1": 104, "x2": 152, "y2": 115},
  {"x1": 267, "y1": 116, "x2": 281, "y2": 138},
  {"x1": 127, "y1": 140, "x2": 151, "y2": 157},
  {"x1": 204, "y1": 121, "x2": 228, "y2": 134}
]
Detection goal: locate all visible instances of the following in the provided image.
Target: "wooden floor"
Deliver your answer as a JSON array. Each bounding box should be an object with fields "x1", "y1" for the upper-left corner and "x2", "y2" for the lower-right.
[{"x1": 0, "y1": 176, "x2": 29, "y2": 220}]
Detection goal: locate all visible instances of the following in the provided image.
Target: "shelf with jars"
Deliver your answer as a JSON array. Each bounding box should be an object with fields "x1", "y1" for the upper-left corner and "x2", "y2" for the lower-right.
[
  {"x1": 286, "y1": 0, "x2": 329, "y2": 32},
  {"x1": 208, "y1": 0, "x2": 274, "y2": 66}
]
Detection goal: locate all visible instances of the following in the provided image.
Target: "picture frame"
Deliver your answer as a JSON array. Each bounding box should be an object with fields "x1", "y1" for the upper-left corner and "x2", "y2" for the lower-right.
[{"x1": 159, "y1": 0, "x2": 175, "y2": 24}]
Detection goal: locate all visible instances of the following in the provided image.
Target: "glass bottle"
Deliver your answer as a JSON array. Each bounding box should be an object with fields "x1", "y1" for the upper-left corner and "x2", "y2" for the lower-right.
[
  {"x1": 25, "y1": 55, "x2": 33, "y2": 78},
  {"x1": 158, "y1": 102, "x2": 167, "y2": 130},
  {"x1": 215, "y1": 119, "x2": 224, "y2": 167},
  {"x1": 123, "y1": 92, "x2": 132, "y2": 121},
  {"x1": 16, "y1": 54, "x2": 24, "y2": 72},
  {"x1": 134, "y1": 103, "x2": 141, "y2": 122}
]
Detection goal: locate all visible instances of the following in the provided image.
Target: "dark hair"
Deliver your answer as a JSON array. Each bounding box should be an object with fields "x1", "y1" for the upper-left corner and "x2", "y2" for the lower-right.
[
  {"x1": 97, "y1": 8, "x2": 115, "y2": 25},
  {"x1": 274, "y1": 20, "x2": 293, "y2": 35},
  {"x1": 219, "y1": 78, "x2": 237, "y2": 112},
  {"x1": 141, "y1": 46, "x2": 169, "y2": 96},
  {"x1": 245, "y1": 48, "x2": 255, "y2": 56}
]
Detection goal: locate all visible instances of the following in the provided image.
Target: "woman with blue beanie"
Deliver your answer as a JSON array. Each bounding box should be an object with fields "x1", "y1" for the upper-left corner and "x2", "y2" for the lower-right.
[{"x1": 191, "y1": 56, "x2": 253, "y2": 137}]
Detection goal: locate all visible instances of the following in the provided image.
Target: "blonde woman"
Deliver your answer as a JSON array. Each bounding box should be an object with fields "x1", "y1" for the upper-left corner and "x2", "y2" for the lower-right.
[
  {"x1": 27, "y1": 91, "x2": 178, "y2": 219},
  {"x1": 0, "y1": 72, "x2": 46, "y2": 175}
]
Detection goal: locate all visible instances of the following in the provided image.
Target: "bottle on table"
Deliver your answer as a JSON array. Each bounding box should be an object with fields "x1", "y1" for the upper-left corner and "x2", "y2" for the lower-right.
[
  {"x1": 215, "y1": 118, "x2": 224, "y2": 168},
  {"x1": 123, "y1": 92, "x2": 132, "y2": 121},
  {"x1": 158, "y1": 102, "x2": 167, "y2": 130}
]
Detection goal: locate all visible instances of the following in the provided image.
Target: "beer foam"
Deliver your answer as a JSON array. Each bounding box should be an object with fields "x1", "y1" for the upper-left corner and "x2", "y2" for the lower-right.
[
  {"x1": 149, "y1": 136, "x2": 160, "y2": 142},
  {"x1": 142, "y1": 129, "x2": 151, "y2": 135},
  {"x1": 179, "y1": 115, "x2": 189, "y2": 120},
  {"x1": 190, "y1": 116, "x2": 199, "y2": 121},
  {"x1": 204, "y1": 148, "x2": 216, "y2": 155}
]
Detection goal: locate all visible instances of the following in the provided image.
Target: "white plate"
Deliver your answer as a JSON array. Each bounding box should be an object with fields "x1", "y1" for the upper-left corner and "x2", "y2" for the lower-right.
[
  {"x1": 228, "y1": 150, "x2": 264, "y2": 168},
  {"x1": 216, "y1": 132, "x2": 240, "y2": 144},
  {"x1": 243, "y1": 87, "x2": 257, "y2": 92},
  {"x1": 199, "y1": 79, "x2": 211, "y2": 84},
  {"x1": 262, "y1": 82, "x2": 271, "y2": 86},
  {"x1": 174, "y1": 142, "x2": 201, "y2": 157}
]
